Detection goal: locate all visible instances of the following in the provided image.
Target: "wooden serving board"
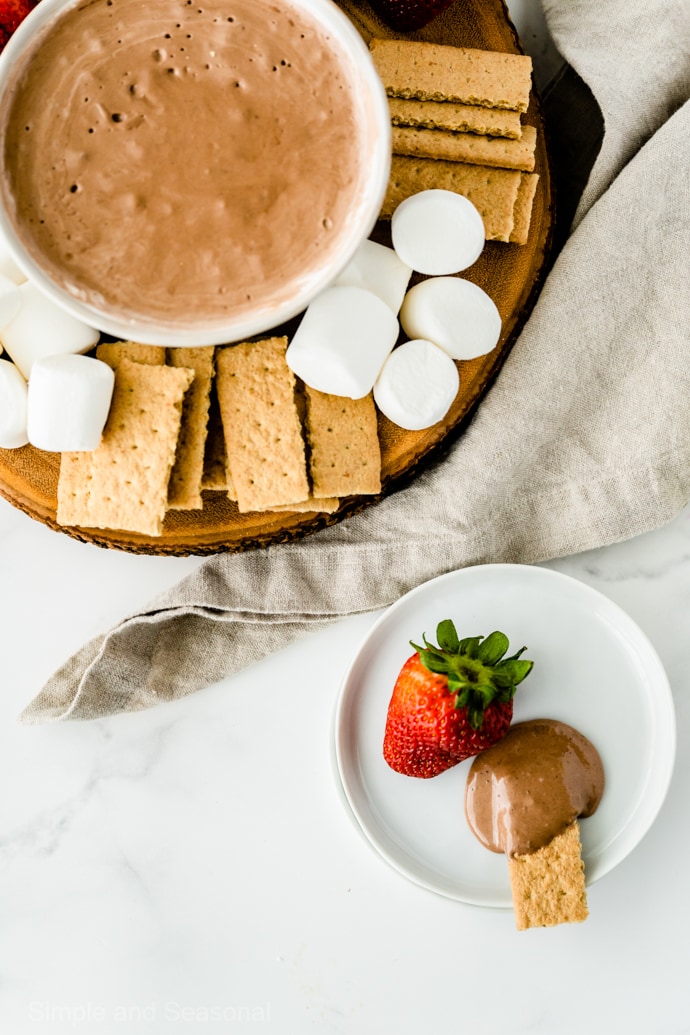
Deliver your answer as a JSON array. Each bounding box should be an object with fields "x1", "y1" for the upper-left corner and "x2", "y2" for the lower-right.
[{"x1": 0, "y1": 0, "x2": 554, "y2": 555}]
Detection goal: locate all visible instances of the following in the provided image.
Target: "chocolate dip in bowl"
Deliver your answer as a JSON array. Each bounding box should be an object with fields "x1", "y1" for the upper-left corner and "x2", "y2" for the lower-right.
[{"x1": 0, "y1": 0, "x2": 390, "y2": 345}]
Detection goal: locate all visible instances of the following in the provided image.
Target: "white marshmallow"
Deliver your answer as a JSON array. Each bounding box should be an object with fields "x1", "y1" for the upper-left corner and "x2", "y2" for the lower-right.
[
  {"x1": 374, "y1": 339, "x2": 459, "y2": 431},
  {"x1": 391, "y1": 189, "x2": 485, "y2": 275},
  {"x1": 333, "y1": 238, "x2": 412, "y2": 315},
  {"x1": 27, "y1": 354, "x2": 114, "y2": 452},
  {"x1": 0, "y1": 227, "x2": 28, "y2": 285},
  {"x1": 0, "y1": 272, "x2": 21, "y2": 332},
  {"x1": 400, "y1": 276, "x2": 501, "y2": 361},
  {"x1": 286, "y1": 285, "x2": 399, "y2": 399},
  {"x1": 0, "y1": 358, "x2": 29, "y2": 449},
  {"x1": 0, "y1": 281, "x2": 100, "y2": 379}
]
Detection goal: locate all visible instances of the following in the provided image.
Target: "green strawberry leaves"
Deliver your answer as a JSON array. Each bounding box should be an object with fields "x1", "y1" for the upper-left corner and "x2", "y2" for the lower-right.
[
  {"x1": 410, "y1": 619, "x2": 534, "y2": 730},
  {"x1": 491, "y1": 657, "x2": 534, "y2": 687},
  {"x1": 476, "y1": 630, "x2": 509, "y2": 665},
  {"x1": 435, "y1": 619, "x2": 459, "y2": 653}
]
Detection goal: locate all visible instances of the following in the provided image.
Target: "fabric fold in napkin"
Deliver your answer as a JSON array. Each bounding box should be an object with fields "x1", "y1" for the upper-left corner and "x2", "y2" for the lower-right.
[{"x1": 21, "y1": 0, "x2": 690, "y2": 722}]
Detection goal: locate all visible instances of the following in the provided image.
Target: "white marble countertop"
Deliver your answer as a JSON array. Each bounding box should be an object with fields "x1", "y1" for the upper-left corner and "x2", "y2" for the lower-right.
[
  {"x1": 2, "y1": 490, "x2": 688, "y2": 1035},
  {"x1": 1, "y1": 4, "x2": 687, "y2": 1033}
]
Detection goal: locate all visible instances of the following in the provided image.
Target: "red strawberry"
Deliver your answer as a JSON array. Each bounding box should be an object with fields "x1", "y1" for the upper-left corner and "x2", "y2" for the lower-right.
[
  {"x1": 367, "y1": 0, "x2": 457, "y2": 32},
  {"x1": 383, "y1": 619, "x2": 533, "y2": 778},
  {"x1": 0, "y1": 0, "x2": 36, "y2": 50}
]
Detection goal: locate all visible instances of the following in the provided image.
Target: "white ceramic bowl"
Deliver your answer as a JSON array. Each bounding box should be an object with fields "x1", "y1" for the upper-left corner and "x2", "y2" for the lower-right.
[{"x1": 0, "y1": 0, "x2": 391, "y2": 346}]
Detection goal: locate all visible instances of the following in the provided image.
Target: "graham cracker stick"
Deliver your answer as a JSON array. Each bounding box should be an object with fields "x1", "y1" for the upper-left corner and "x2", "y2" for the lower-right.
[
  {"x1": 215, "y1": 337, "x2": 309, "y2": 513},
  {"x1": 57, "y1": 359, "x2": 193, "y2": 537},
  {"x1": 382, "y1": 154, "x2": 521, "y2": 242},
  {"x1": 508, "y1": 821, "x2": 589, "y2": 931},
  {"x1": 95, "y1": 340, "x2": 165, "y2": 369},
  {"x1": 392, "y1": 123, "x2": 537, "y2": 172},
  {"x1": 166, "y1": 347, "x2": 214, "y2": 510},
  {"x1": 305, "y1": 386, "x2": 381, "y2": 497},
  {"x1": 389, "y1": 97, "x2": 523, "y2": 139},
  {"x1": 370, "y1": 38, "x2": 533, "y2": 113},
  {"x1": 510, "y1": 172, "x2": 540, "y2": 245}
]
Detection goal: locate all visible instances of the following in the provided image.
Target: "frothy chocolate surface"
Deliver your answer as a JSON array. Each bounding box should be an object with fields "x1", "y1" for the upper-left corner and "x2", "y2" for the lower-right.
[
  {"x1": 465, "y1": 719, "x2": 604, "y2": 857},
  {"x1": 1, "y1": 0, "x2": 365, "y2": 329}
]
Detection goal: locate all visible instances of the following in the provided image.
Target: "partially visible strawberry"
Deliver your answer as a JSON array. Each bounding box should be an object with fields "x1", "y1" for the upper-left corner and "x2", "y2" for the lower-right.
[
  {"x1": 383, "y1": 619, "x2": 533, "y2": 778},
  {"x1": 367, "y1": 0, "x2": 457, "y2": 33},
  {"x1": 0, "y1": 0, "x2": 36, "y2": 50}
]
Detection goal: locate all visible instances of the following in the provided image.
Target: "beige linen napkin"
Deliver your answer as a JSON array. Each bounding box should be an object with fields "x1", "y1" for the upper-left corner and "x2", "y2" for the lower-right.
[{"x1": 21, "y1": 0, "x2": 690, "y2": 722}]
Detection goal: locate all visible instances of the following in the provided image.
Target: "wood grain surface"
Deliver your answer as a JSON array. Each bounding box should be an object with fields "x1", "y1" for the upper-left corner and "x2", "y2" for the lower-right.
[{"x1": 0, "y1": 0, "x2": 554, "y2": 555}]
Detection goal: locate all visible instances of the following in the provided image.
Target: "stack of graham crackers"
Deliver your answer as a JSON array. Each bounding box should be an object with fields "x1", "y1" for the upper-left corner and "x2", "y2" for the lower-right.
[
  {"x1": 370, "y1": 39, "x2": 539, "y2": 246},
  {"x1": 56, "y1": 338, "x2": 382, "y2": 537}
]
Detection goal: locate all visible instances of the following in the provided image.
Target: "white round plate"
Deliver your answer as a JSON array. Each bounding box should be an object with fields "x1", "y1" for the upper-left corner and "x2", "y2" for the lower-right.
[{"x1": 333, "y1": 563, "x2": 676, "y2": 906}]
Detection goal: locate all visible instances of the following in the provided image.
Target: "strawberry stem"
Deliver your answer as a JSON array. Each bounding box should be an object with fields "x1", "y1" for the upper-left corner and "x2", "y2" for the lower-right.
[{"x1": 410, "y1": 619, "x2": 534, "y2": 730}]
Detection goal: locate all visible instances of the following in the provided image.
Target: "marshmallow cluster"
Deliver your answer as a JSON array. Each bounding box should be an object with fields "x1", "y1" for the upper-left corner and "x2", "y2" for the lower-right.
[
  {"x1": 286, "y1": 189, "x2": 501, "y2": 430},
  {"x1": 0, "y1": 227, "x2": 109, "y2": 452},
  {"x1": 1, "y1": 188, "x2": 500, "y2": 457}
]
